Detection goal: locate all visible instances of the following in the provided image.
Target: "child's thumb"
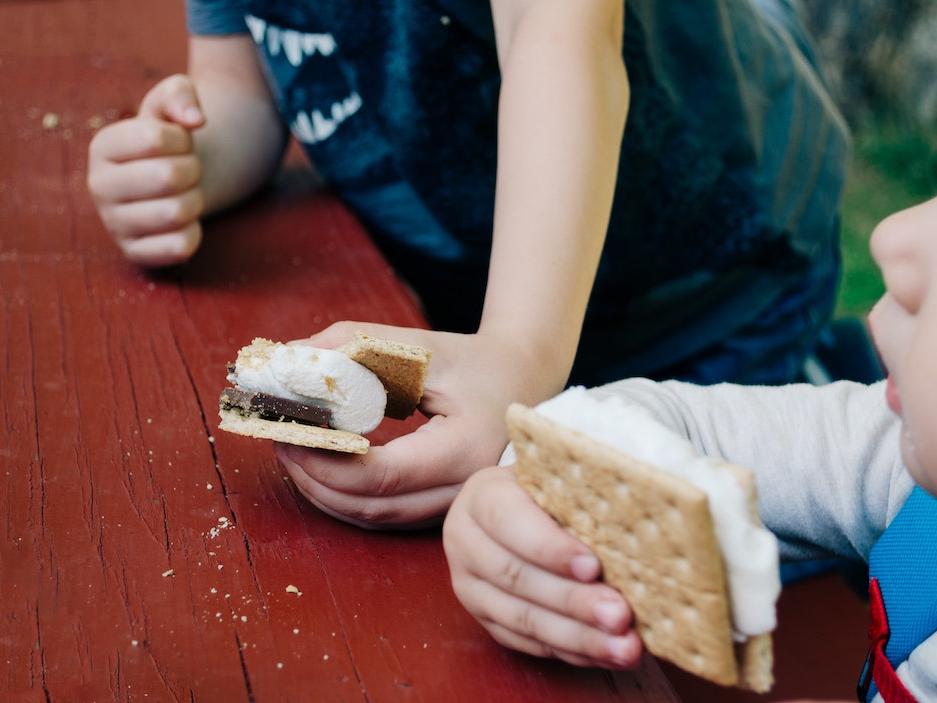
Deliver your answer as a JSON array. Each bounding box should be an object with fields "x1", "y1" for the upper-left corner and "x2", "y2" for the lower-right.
[{"x1": 138, "y1": 74, "x2": 205, "y2": 129}]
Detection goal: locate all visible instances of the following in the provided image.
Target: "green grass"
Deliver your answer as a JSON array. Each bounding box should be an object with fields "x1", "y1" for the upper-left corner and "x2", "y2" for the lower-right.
[{"x1": 836, "y1": 118, "x2": 937, "y2": 316}]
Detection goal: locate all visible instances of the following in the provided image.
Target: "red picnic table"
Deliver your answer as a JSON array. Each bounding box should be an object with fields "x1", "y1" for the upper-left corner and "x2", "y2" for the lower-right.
[{"x1": 0, "y1": 2, "x2": 682, "y2": 700}]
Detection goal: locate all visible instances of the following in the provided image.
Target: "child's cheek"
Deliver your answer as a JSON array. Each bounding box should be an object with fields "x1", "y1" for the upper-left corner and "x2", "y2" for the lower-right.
[{"x1": 901, "y1": 409, "x2": 937, "y2": 497}]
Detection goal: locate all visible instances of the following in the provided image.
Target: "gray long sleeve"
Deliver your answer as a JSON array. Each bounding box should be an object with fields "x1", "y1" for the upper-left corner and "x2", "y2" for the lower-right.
[{"x1": 591, "y1": 379, "x2": 911, "y2": 562}]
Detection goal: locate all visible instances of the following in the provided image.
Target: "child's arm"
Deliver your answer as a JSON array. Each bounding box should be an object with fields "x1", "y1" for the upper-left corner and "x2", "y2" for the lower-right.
[
  {"x1": 442, "y1": 379, "x2": 912, "y2": 678},
  {"x1": 88, "y1": 36, "x2": 285, "y2": 266},
  {"x1": 593, "y1": 379, "x2": 911, "y2": 562},
  {"x1": 275, "y1": 0, "x2": 629, "y2": 528},
  {"x1": 187, "y1": 36, "x2": 287, "y2": 214},
  {"x1": 481, "y1": 0, "x2": 628, "y2": 391}
]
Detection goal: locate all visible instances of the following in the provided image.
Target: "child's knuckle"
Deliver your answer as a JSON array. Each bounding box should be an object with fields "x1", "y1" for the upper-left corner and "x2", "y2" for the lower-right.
[
  {"x1": 497, "y1": 554, "x2": 525, "y2": 592},
  {"x1": 140, "y1": 122, "x2": 167, "y2": 153},
  {"x1": 88, "y1": 130, "x2": 107, "y2": 159},
  {"x1": 86, "y1": 170, "x2": 104, "y2": 200},
  {"x1": 155, "y1": 159, "x2": 180, "y2": 190},
  {"x1": 562, "y1": 586, "x2": 584, "y2": 618},
  {"x1": 512, "y1": 603, "x2": 538, "y2": 637},
  {"x1": 163, "y1": 197, "x2": 189, "y2": 229},
  {"x1": 164, "y1": 73, "x2": 191, "y2": 94},
  {"x1": 354, "y1": 501, "x2": 387, "y2": 524},
  {"x1": 372, "y1": 466, "x2": 401, "y2": 497}
]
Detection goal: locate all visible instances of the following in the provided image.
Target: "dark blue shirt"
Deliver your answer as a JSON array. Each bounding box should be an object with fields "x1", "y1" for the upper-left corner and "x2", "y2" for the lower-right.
[{"x1": 187, "y1": 0, "x2": 849, "y2": 385}]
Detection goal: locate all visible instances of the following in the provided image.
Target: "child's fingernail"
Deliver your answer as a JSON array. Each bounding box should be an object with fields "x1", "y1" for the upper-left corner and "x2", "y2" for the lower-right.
[
  {"x1": 594, "y1": 600, "x2": 626, "y2": 631},
  {"x1": 570, "y1": 554, "x2": 600, "y2": 581},
  {"x1": 607, "y1": 636, "x2": 635, "y2": 665},
  {"x1": 183, "y1": 106, "x2": 203, "y2": 123}
]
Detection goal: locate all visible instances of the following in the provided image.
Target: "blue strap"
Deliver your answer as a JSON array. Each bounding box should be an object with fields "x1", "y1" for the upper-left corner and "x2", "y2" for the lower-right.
[{"x1": 869, "y1": 486, "x2": 937, "y2": 671}]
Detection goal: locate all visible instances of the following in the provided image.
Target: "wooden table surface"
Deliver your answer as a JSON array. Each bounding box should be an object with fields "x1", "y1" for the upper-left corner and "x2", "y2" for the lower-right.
[{"x1": 0, "y1": 2, "x2": 681, "y2": 701}]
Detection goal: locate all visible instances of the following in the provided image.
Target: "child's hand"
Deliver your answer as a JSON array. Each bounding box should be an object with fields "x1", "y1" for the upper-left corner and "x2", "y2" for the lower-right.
[
  {"x1": 87, "y1": 74, "x2": 206, "y2": 267},
  {"x1": 443, "y1": 465, "x2": 642, "y2": 668},
  {"x1": 273, "y1": 321, "x2": 565, "y2": 528}
]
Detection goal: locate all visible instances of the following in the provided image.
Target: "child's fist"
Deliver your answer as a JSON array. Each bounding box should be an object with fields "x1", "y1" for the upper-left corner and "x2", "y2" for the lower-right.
[
  {"x1": 443, "y1": 466, "x2": 642, "y2": 669},
  {"x1": 87, "y1": 74, "x2": 206, "y2": 267}
]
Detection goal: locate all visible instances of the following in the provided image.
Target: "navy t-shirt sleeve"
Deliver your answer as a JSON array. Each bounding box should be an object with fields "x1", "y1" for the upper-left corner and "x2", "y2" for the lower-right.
[{"x1": 186, "y1": 0, "x2": 248, "y2": 35}]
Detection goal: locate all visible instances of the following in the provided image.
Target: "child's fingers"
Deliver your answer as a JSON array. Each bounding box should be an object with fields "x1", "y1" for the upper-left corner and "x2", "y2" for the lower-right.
[
  {"x1": 295, "y1": 320, "x2": 432, "y2": 351},
  {"x1": 89, "y1": 119, "x2": 193, "y2": 164},
  {"x1": 103, "y1": 188, "x2": 204, "y2": 241},
  {"x1": 118, "y1": 222, "x2": 202, "y2": 268},
  {"x1": 280, "y1": 453, "x2": 460, "y2": 528},
  {"x1": 468, "y1": 467, "x2": 602, "y2": 582},
  {"x1": 481, "y1": 621, "x2": 620, "y2": 670},
  {"x1": 89, "y1": 155, "x2": 202, "y2": 204},
  {"x1": 139, "y1": 74, "x2": 205, "y2": 129},
  {"x1": 466, "y1": 578, "x2": 642, "y2": 668},
  {"x1": 447, "y1": 508, "x2": 630, "y2": 634},
  {"x1": 274, "y1": 413, "x2": 494, "y2": 497}
]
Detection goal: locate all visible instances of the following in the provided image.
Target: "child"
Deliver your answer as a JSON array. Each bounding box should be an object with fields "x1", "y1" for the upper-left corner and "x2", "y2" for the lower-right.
[
  {"x1": 87, "y1": 1, "x2": 848, "y2": 528},
  {"x1": 442, "y1": 195, "x2": 937, "y2": 699}
]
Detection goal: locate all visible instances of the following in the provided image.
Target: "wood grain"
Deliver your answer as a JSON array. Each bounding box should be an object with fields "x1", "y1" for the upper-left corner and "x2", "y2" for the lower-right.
[{"x1": 0, "y1": 1, "x2": 680, "y2": 701}]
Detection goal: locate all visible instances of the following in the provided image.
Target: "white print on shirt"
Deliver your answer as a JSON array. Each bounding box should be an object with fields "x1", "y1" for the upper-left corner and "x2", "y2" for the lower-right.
[
  {"x1": 245, "y1": 14, "x2": 336, "y2": 67},
  {"x1": 290, "y1": 92, "x2": 362, "y2": 145}
]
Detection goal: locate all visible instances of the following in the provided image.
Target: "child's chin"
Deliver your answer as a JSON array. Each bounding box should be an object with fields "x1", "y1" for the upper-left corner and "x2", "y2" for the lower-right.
[{"x1": 901, "y1": 429, "x2": 937, "y2": 495}]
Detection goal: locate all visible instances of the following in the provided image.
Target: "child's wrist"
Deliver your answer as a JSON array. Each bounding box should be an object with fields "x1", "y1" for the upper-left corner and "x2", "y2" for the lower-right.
[{"x1": 476, "y1": 320, "x2": 576, "y2": 398}]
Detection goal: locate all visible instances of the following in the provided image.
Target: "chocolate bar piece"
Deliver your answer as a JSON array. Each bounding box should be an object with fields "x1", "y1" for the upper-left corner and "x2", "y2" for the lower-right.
[{"x1": 220, "y1": 387, "x2": 331, "y2": 427}]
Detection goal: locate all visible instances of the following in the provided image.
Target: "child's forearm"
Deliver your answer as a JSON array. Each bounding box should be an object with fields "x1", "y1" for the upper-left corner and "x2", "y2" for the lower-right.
[
  {"x1": 482, "y1": 0, "x2": 628, "y2": 391},
  {"x1": 188, "y1": 36, "x2": 288, "y2": 215}
]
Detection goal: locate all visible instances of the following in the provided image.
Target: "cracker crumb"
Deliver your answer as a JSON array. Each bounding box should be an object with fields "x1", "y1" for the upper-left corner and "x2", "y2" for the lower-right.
[
  {"x1": 208, "y1": 435, "x2": 215, "y2": 443},
  {"x1": 285, "y1": 584, "x2": 303, "y2": 597},
  {"x1": 210, "y1": 587, "x2": 217, "y2": 594},
  {"x1": 161, "y1": 569, "x2": 174, "y2": 578},
  {"x1": 276, "y1": 662, "x2": 284, "y2": 670},
  {"x1": 206, "y1": 483, "x2": 213, "y2": 490},
  {"x1": 292, "y1": 628, "x2": 299, "y2": 635},
  {"x1": 323, "y1": 654, "x2": 330, "y2": 661},
  {"x1": 41, "y1": 112, "x2": 60, "y2": 129},
  {"x1": 224, "y1": 594, "x2": 231, "y2": 599},
  {"x1": 146, "y1": 417, "x2": 152, "y2": 424},
  {"x1": 217, "y1": 564, "x2": 224, "y2": 571},
  {"x1": 87, "y1": 115, "x2": 105, "y2": 130},
  {"x1": 131, "y1": 640, "x2": 139, "y2": 647},
  {"x1": 240, "y1": 615, "x2": 248, "y2": 623}
]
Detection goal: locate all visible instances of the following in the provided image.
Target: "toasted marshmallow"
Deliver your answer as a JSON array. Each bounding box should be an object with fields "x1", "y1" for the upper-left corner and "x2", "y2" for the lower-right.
[
  {"x1": 534, "y1": 387, "x2": 781, "y2": 639},
  {"x1": 228, "y1": 338, "x2": 386, "y2": 435}
]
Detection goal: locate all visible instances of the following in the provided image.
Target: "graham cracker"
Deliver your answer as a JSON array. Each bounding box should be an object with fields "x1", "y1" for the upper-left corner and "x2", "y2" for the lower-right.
[
  {"x1": 339, "y1": 333, "x2": 431, "y2": 419},
  {"x1": 506, "y1": 403, "x2": 773, "y2": 691},
  {"x1": 218, "y1": 408, "x2": 369, "y2": 454}
]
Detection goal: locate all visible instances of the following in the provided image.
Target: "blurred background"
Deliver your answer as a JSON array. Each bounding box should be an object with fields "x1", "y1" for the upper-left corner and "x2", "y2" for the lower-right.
[{"x1": 797, "y1": 0, "x2": 937, "y2": 316}]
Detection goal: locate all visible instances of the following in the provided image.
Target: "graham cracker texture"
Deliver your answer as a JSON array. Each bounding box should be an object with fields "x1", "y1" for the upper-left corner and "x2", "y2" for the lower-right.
[
  {"x1": 218, "y1": 409, "x2": 369, "y2": 454},
  {"x1": 339, "y1": 333, "x2": 431, "y2": 419},
  {"x1": 506, "y1": 403, "x2": 773, "y2": 692}
]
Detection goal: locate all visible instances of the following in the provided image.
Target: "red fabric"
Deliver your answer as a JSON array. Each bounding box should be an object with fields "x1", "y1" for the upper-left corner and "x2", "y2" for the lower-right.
[{"x1": 867, "y1": 578, "x2": 918, "y2": 703}]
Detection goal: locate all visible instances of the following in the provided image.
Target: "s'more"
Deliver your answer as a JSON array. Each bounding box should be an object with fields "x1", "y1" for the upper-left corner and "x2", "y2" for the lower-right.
[
  {"x1": 218, "y1": 333, "x2": 431, "y2": 454},
  {"x1": 506, "y1": 387, "x2": 780, "y2": 692}
]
